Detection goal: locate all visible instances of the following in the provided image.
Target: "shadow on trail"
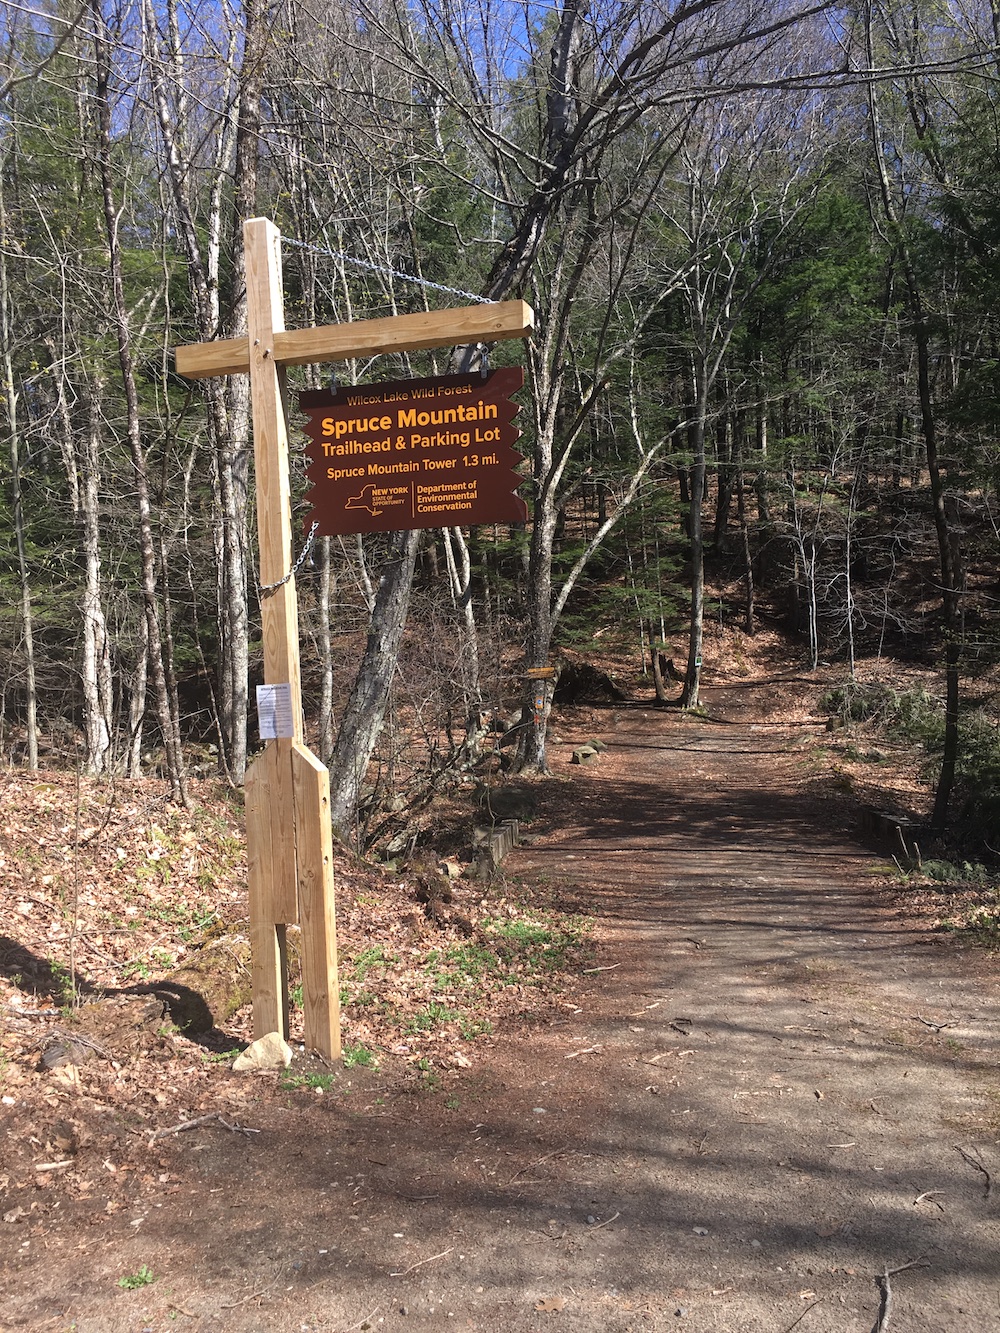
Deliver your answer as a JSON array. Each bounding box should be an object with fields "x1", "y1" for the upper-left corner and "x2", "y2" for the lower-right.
[{"x1": 112, "y1": 1031, "x2": 999, "y2": 1318}]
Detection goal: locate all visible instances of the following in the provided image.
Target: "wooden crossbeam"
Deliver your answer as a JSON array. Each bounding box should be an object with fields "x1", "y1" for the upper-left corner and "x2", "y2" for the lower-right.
[{"x1": 175, "y1": 301, "x2": 534, "y2": 379}]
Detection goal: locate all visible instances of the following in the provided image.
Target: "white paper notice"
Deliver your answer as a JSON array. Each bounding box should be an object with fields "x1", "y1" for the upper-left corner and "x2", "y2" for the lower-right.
[{"x1": 256, "y1": 683, "x2": 294, "y2": 739}]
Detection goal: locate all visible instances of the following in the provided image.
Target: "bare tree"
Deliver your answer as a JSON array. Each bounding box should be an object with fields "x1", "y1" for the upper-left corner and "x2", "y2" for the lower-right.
[
  {"x1": 660, "y1": 88, "x2": 832, "y2": 705},
  {"x1": 348, "y1": 0, "x2": 843, "y2": 769},
  {"x1": 92, "y1": 0, "x2": 186, "y2": 801},
  {"x1": 863, "y1": 0, "x2": 964, "y2": 825},
  {"x1": 141, "y1": 0, "x2": 251, "y2": 782},
  {"x1": 0, "y1": 179, "x2": 37, "y2": 766}
]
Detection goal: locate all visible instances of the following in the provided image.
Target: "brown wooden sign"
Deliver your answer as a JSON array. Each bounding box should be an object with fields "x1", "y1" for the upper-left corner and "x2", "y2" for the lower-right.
[{"x1": 301, "y1": 367, "x2": 527, "y2": 534}]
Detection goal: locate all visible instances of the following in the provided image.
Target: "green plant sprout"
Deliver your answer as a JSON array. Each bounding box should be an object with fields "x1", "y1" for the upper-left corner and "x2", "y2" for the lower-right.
[{"x1": 117, "y1": 1265, "x2": 155, "y2": 1290}]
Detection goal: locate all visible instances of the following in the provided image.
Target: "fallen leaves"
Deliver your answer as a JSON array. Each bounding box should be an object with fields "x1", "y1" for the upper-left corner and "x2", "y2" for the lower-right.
[
  {"x1": 0, "y1": 769, "x2": 594, "y2": 1122},
  {"x1": 535, "y1": 1296, "x2": 567, "y2": 1312}
]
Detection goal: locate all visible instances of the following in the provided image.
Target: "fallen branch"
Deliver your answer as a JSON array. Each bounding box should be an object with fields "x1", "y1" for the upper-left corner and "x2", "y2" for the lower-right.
[
  {"x1": 954, "y1": 1145, "x2": 993, "y2": 1198},
  {"x1": 148, "y1": 1113, "x2": 259, "y2": 1143},
  {"x1": 337, "y1": 1307, "x2": 381, "y2": 1333},
  {"x1": 582, "y1": 964, "x2": 620, "y2": 974},
  {"x1": 586, "y1": 1211, "x2": 620, "y2": 1233},
  {"x1": 220, "y1": 1278, "x2": 279, "y2": 1309},
  {"x1": 533, "y1": 1227, "x2": 567, "y2": 1243},
  {"x1": 565, "y1": 1045, "x2": 601, "y2": 1059},
  {"x1": 506, "y1": 1145, "x2": 569, "y2": 1185},
  {"x1": 75, "y1": 936, "x2": 124, "y2": 968},
  {"x1": 390, "y1": 1246, "x2": 453, "y2": 1277},
  {"x1": 872, "y1": 1258, "x2": 929, "y2": 1333},
  {"x1": 911, "y1": 1015, "x2": 955, "y2": 1034},
  {"x1": 48, "y1": 1029, "x2": 113, "y2": 1059},
  {"x1": 781, "y1": 1298, "x2": 823, "y2": 1333}
]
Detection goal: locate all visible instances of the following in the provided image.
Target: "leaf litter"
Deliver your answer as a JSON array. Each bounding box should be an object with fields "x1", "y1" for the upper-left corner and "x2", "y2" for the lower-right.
[{"x1": 0, "y1": 768, "x2": 597, "y2": 1278}]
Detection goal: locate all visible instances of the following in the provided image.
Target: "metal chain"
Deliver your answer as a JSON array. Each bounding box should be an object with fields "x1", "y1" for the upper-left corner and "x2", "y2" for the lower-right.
[
  {"x1": 259, "y1": 521, "x2": 320, "y2": 597},
  {"x1": 283, "y1": 236, "x2": 493, "y2": 306}
]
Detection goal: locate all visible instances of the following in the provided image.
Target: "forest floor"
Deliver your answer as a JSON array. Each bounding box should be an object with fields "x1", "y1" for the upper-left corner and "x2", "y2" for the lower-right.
[{"x1": 2, "y1": 653, "x2": 1000, "y2": 1332}]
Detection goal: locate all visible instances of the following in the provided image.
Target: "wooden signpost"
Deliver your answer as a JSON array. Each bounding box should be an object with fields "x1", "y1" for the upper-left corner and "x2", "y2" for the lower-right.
[{"x1": 175, "y1": 217, "x2": 534, "y2": 1058}]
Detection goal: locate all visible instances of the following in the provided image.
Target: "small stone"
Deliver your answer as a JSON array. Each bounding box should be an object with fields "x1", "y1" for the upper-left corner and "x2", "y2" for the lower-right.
[
  {"x1": 586, "y1": 1215, "x2": 596, "y2": 1224},
  {"x1": 692, "y1": 1226, "x2": 709, "y2": 1236},
  {"x1": 233, "y1": 1031, "x2": 292, "y2": 1072},
  {"x1": 570, "y1": 745, "x2": 599, "y2": 765},
  {"x1": 675, "y1": 1308, "x2": 688, "y2": 1318}
]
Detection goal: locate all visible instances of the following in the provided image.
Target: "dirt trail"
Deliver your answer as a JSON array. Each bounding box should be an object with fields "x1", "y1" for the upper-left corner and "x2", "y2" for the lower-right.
[
  {"x1": 4, "y1": 692, "x2": 1000, "y2": 1332},
  {"x1": 503, "y1": 698, "x2": 1000, "y2": 1331}
]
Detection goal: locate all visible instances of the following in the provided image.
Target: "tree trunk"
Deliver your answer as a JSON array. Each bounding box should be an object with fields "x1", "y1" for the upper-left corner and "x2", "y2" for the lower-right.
[
  {"x1": 317, "y1": 536, "x2": 335, "y2": 764},
  {"x1": 713, "y1": 411, "x2": 734, "y2": 551},
  {"x1": 442, "y1": 525, "x2": 487, "y2": 759},
  {"x1": 514, "y1": 473, "x2": 558, "y2": 772},
  {"x1": 682, "y1": 360, "x2": 707, "y2": 709},
  {"x1": 0, "y1": 191, "x2": 37, "y2": 767},
  {"x1": 80, "y1": 394, "x2": 114, "y2": 774},
  {"x1": 44, "y1": 335, "x2": 113, "y2": 772},
  {"x1": 650, "y1": 628, "x2": 673, "y2": 704},
  {"x1": 128, "y1": 617, "x2": 148, "y2": 778},
  {"x1": 735, "y1": 465, "x2": 755, "y2": 634},
  {"x1": 327, "y1": 529, "x2": 420, "y2": 845}
]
